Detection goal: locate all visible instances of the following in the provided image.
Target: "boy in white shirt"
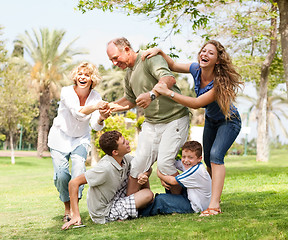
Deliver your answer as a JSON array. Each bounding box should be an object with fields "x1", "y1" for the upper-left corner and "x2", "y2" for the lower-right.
[{"x1": 140, "y1": 141, "x2": 211, "y2": 216}]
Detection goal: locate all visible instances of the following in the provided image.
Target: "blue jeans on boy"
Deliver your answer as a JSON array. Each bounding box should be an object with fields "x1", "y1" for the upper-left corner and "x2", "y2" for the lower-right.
[
  {"x1": 50, "y1": 144, "x2": 88, "y2": 203},
  {"x1": 139, "y1": 190, "x2": 193, "y2": 217},
  {"x1": 203, "y1": 112, "x2": 241, "y2": 168}
]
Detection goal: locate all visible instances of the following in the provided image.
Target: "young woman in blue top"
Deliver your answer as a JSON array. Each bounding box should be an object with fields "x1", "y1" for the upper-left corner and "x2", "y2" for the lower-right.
[{"x1": 142, "y1": 40, "x2": 243, "y2": 216}]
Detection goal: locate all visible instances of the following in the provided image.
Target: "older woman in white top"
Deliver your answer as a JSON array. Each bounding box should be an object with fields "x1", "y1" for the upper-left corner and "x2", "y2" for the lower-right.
[{"x1": 48, "y1": 62, "x2": 110, "y2": 222}]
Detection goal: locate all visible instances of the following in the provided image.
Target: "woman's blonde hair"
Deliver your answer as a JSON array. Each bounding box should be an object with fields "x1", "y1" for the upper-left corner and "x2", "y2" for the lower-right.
[
  {"x1": 71, "y1": 62, "x2": 101, "y2": 89},
  {"x1": 198, "y1": 40, "x2": 243, "y2": 119}
]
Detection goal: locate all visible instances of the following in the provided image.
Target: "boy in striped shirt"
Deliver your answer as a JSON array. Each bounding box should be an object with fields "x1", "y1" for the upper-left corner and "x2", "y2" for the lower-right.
[{"x1": 140, "y1": 141, "x2": 211, "y2": 216}]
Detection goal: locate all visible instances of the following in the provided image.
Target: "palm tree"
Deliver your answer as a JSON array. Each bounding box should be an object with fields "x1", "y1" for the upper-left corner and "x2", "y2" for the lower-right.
[
  {"x1": 18, "y1": 28, "x2": 84, "y2": 157},
  {"x1": 240, "y1": 89, "x2": 288, "y2": 161},
  {"x1": 96, "y1": 66, "x2": 126, "y2": 102}
]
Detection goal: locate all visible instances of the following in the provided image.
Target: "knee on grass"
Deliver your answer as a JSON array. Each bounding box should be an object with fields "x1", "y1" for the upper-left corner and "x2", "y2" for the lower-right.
[{"x1": 134, "y1": 188, "x2": 154, "y2": 209}]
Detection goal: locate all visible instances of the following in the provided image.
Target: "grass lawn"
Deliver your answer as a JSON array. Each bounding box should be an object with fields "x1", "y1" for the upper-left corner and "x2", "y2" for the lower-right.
[{"x1": 1, "y1": 149, "x2": 288, "y2": 240}]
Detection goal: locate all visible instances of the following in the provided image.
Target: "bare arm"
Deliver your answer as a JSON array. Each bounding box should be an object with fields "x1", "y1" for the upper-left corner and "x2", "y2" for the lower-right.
[
  {"x1": 157, "y1": 169, "x2": 179, "y2": 186},
  {"x1": 142, "y1": 48, "x2": 191, "y2": 73},
  {"x1": 154, "y1": 82, "x2": 216, "y2": 109},
  {"x1": 79, "y1": 101, "x2": 109, "y2": 115},
  {"x1": 61, "y1": 174, "x2": 87, "y2": 230},
  {"x1": 109, "y1": 97, "x2": 136, "y2": 112}
]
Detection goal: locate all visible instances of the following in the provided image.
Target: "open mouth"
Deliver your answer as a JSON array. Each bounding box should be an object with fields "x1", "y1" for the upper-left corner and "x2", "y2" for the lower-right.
[
  {"x1": 79, "y1": 81, "x2": 86, "y2": 84},
  {"x1": 201, "y1": 58, "x2": 208, "y2": 62}
]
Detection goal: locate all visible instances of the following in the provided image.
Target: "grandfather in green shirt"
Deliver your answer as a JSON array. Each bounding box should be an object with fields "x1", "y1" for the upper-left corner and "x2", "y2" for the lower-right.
[{"x1": 107, "y1": 37, "x2": 190, "y2": 195}]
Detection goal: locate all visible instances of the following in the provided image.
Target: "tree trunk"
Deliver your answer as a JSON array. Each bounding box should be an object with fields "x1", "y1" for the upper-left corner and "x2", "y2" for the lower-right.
[
  {"x1": 37, "y1": 85, "x2": 50, "y2": 157},
  {"x1": 256, "y1": 4, "x2": 277, "y2": 162},
  {"x1": 9, "y1": 131, "x2": 15, "y2": 164},
  {"x1": 276, "y1": 0, "x2": 288, "y2": 97},
  {"x1": 256, "y1": 79, "x2": 269, "y2": 162}
]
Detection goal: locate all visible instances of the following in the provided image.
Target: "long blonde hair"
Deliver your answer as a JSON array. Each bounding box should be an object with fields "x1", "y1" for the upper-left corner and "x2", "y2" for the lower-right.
[{"x1": 198, "y1": 40, "x2": 243, "y2": 119}]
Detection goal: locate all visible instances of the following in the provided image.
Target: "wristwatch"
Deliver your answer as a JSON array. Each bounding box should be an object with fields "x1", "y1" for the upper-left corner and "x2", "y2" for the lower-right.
[
  {"x1": 170, "y1": 91, "x2": 175, "y2": 98},
  {"x1": 149, "y1": 91, "x2": 156, "y2": 101}
]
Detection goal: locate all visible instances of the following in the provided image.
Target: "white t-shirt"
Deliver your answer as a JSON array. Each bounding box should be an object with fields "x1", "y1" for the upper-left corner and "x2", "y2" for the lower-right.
[
  {"x1": 48, "y1": 85, "x2": 104, "y2": 152},
  {"x1": 175, "y1": 161, "x2": 211, "y2": 213}
]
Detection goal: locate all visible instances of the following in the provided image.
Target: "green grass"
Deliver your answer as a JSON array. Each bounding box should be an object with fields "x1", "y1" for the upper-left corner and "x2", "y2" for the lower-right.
[{"x1": 1, "y1": 149, "x2": 288, "y2": 240}]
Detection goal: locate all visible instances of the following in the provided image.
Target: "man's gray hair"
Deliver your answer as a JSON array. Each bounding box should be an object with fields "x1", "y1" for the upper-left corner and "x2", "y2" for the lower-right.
[{"x1": 108, "y1": 37, "x2": 133, "y2": 50}]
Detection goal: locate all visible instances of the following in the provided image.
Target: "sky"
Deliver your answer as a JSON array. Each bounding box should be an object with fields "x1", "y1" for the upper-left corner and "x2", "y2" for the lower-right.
[
  {"x1": 1, "y1": 0, "x2": 287, "y2": 144},
  {"x1": 0, "y1": 0, "x2": 200, "y2": 69}
]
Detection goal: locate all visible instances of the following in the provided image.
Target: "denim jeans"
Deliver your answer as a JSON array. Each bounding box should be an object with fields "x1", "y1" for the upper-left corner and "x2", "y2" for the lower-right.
[
  {"x1": 203, "y1": 112, "x2": 241, "y2": 168},
  {"x1": 139, "y1": 190, "x2": 193, "y2": 217},
  {"x1": 50, "y1": 144, "x2": 88, "y2": 202}
]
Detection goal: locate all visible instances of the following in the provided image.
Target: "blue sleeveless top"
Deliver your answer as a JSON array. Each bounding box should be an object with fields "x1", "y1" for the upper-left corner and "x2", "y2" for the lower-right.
[{"x1": 189, "y1": 63, "x2": 238, "y2": 120}]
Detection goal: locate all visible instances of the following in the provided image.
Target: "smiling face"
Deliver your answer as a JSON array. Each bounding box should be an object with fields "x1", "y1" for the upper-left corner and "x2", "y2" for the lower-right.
[
  {"x1": 75, "y1": 67, "x2": 92, "y2": 89},
  {"x1": 198, "y1": 43, "x2": 219, "y2": 69},
  {"x1": 181, "y1": 149, "x2": 202, "y2": 170},
  {"x1": 106, "y1": 43, "x2": 133, "y2": 70}
]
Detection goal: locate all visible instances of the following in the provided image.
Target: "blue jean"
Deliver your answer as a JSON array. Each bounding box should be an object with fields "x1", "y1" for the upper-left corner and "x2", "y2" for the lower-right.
[
  {"x1": 50, "y1": 144, "x2": 88, "y2": 202},
  {"x1": 203, "y1": 112, "x2": 241, "y2": 168},
  {"x1": 139, "y1": 191, "x2": 193, "y2": 217}
]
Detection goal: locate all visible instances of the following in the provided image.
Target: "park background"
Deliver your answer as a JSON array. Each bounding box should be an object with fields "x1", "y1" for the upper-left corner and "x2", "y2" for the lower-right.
[{"x1": 1, "y1": 0, "x2": 288, "y2": 239}]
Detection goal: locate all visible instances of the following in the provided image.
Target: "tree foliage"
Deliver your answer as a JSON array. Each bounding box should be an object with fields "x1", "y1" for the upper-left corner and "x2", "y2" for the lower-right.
[
  {"x1": 96, "y1": 65, "x2": 126, "y2": 102},
  {"x1": 0, "y1": 57, "x2": 38, "y2": 163},
  {"x1": 0, "y1": 26, "x2": 7, "y2": 64},
  {"x1": 77, "y1": 0, "x2": 226, "y2": 45}
]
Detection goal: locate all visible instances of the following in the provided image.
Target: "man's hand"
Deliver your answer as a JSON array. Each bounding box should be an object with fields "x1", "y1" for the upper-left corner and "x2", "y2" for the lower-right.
[
  {"x1": 61, "y1": 216, "x2": 82, "y2": 230},
  {"x1": 138, "y1": 173, "x2": 149, "y2": 185},
  {"x1": 108, "y1": 102, "x2": 131, "y2": 112},
  {"x1": 136, "y1": 92, "x2": 152, "y2": 109}
]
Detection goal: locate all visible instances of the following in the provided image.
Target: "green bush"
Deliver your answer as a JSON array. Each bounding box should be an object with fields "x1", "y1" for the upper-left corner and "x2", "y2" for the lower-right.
[
  {"x1": 125, "y1": 111, "x2": 137, "y2": 120},
  {"x1": 135, "y1": 115, "x2": 145, "y2": 131},
  {"x1": 91, "y1": 114, "x2": 136, "y2": 158},
  {"x1": 0, "y1": 134, "x2": 5, "y2": 141}
]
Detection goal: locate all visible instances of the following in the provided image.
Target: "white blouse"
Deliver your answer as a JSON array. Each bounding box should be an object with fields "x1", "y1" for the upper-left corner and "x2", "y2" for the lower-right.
[{"x1": 48, "y1": 85, "x2": 105, "y2": 153}]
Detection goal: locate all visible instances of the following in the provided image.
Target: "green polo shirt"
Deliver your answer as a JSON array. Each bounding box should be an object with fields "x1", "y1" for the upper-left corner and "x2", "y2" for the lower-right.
[
  {"x1": 85, "y1": 154, "x2": 133, "y2": 224},
  {"x1": 124, "y1": 51, "x2": 189, "y2": 123}
]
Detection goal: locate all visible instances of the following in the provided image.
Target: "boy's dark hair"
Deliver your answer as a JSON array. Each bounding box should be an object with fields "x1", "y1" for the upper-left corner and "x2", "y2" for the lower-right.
[
  {"x1": 182, "y1": 141, "x2": 202, "y2": 158},
  {"x1": 99, "y1": 131, "x2": 122, "y2": 156}
]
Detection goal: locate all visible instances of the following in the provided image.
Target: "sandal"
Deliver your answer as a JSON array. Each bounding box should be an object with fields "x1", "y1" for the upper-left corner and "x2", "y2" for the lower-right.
[
  {"x1": 199, "y1": 208, "x2": 222, "y2": 217},
  {"x1": 63, "y1": 214, "x2": 71, "y2": 222}
]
